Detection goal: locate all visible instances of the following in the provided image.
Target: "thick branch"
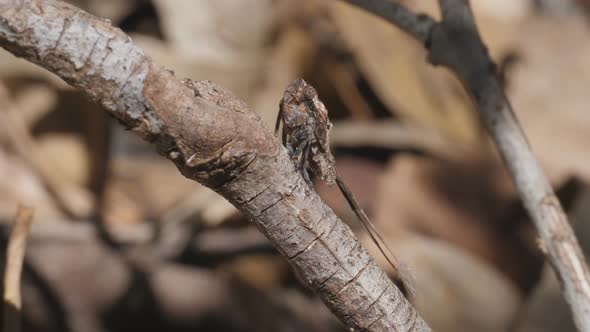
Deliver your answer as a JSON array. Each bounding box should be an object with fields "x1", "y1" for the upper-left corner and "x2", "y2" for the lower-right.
[
  {"x1": 0, "y1": 1, "x2": 430, "y2": 330},
  {"x1": 342, "y1": 0, "x2": 590, "y2": 330}
]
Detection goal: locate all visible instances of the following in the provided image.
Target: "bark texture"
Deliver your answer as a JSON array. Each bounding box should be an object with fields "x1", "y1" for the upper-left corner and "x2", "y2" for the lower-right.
[{"x1": 0, "y1": 0, "x2": 430, "y2": 331}]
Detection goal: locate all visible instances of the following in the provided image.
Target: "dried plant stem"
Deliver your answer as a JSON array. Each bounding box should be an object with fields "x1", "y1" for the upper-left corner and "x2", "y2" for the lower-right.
[
  {"x1": 342, "y1": 0, "x2": 590, "y2": 330},
  {"x1": 2, "y1": 206, "x2": 34, "y2": 332}
]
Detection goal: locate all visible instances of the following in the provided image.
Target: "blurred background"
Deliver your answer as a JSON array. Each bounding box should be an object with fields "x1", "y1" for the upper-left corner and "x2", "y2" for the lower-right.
[{"x1": 0, "y1": 0, "x2": 589, "y2": 331}]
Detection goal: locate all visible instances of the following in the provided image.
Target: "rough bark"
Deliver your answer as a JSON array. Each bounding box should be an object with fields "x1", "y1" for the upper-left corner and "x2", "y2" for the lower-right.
[
  {"x1": 0, "y1": 0, "x2": 430, "y2": 330},
  {"x1": 342, "y1": 0, "x2": 590, "y2": 330}
]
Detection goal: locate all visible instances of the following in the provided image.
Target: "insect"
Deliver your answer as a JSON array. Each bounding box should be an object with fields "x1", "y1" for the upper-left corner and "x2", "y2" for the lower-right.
[{"x1": 275, "y1": 79, "x2": 414, "y2": 295}]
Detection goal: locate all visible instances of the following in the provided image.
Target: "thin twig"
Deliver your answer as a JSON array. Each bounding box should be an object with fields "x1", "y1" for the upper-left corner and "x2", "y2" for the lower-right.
[
  {"x1": 2, "y1": 205, "x2": 34, "y2": 332},
  {"x1": 342, "y1": 0, "x2": 590, "y2": 330}
]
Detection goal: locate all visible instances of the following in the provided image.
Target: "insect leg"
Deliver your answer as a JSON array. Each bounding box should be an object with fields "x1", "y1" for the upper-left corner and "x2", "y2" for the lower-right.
[
  {"x1": 288, "y1": 127, "x2": 310, "y2": 163},
  {"x1": 288, "y1": 137, "x2": 312, "y2": 184},
  {"x1": 274, "y1": 106, "x2": 283, "y2": 139},
  {"x1": 284, "y1": 133, "x2": 295, "y2": 155},
  {"x1": 300, "y1": 140, "x2": 313, "y2": 185},
  {"x1": 299, "y1": 137, "x2": 311, "y2": 173},
  {"x1": 282, "y1": 124, "x2": 287, "y2": 146},
  {"x1": 288, "y1": 134, "x2": 305, "y2": 161}
]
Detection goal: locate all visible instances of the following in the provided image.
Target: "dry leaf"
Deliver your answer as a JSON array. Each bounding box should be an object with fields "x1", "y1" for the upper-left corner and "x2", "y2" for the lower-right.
[
  {"x1": 508, "y1": 15, "x2": 590, "y2": 183},
  {"x1": 371, "y1": 155, "x2": 542, "y2": 290},
  {"x1": 103, "y1": 156, "x2": 197, "y2": 225},
  {"x1": 329, "y1": 1, "x2": 482, "y2": 149},
  {"x1": 0, "y1": 151, "x2": 64, "y2": 220},
  {"x1": 328, "y1": 0, "x2": 533, "y2": 152},
  {"x1": 149, "y1": 0, "x2": 285, "y2": 102},
  {"x1": 402, "y1": 236, "x2": 522, "y2": 332}
]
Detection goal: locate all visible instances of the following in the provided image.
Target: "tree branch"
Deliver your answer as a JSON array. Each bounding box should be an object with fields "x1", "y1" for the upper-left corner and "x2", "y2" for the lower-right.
[
  {"x1": 0, "y1": 0, "x2": 430, "y2": 330},
  {"x1": 342, "y1": 0, "x2": 590, "y2": 330}
]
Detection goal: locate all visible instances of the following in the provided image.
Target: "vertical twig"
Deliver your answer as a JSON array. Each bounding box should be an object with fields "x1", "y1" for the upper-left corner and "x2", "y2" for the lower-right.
[{"x1": 3, "y1": 205, "x2": 34, "y2": 332}]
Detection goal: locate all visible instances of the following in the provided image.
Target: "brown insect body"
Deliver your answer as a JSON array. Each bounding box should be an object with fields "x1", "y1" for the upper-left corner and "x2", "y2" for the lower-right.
[
  {"x1": 277, "y1": 79, "x2": 337, "y2": 185},
  {"x1": 276, "y1": 79, "x2": 415, "y2": 295}
]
